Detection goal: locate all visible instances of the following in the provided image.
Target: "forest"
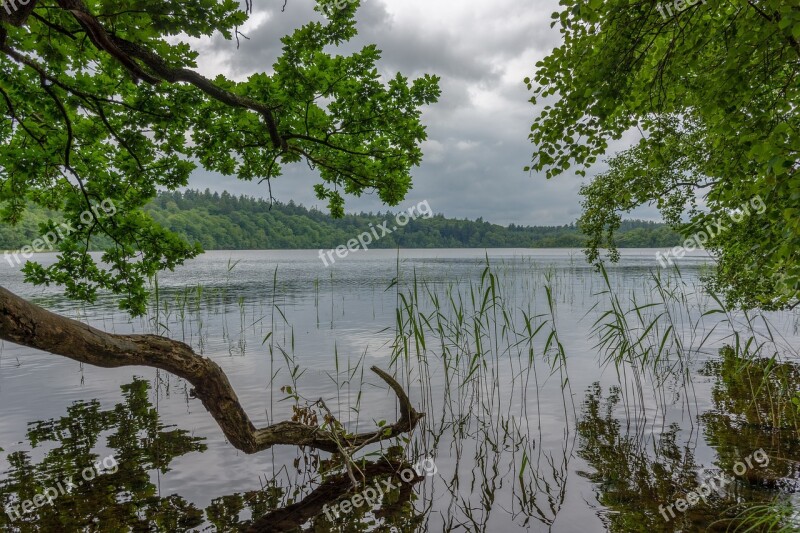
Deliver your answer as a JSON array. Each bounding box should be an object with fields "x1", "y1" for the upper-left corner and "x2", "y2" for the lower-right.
[{"x1": 0, "y1": 190, "x2": 682, "y2": 252}]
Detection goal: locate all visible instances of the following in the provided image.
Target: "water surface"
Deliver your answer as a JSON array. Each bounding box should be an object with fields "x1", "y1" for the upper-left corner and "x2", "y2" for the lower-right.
[{"x1": 1, "y1": 249, "x2": 798, "y2": 531}]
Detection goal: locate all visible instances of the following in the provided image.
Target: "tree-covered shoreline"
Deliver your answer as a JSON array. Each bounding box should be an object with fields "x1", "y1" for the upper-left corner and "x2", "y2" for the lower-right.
[{"x1": 2, "y1": 190, "x2": 682, "y2": 252}]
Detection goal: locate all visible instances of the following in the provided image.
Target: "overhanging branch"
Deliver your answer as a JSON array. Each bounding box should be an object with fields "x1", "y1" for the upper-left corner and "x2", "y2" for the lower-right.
[{"x1": 0, "y1": 285, "x2": 423, "y2": 454}]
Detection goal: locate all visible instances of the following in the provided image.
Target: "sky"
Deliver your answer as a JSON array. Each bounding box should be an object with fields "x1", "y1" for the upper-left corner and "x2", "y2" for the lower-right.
[{"x1": 185, "y1": 0, "x2": 656, "y2": 226}]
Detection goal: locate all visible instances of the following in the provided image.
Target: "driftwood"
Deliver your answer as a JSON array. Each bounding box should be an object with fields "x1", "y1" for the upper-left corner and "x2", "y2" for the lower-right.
[{"x1": 0, "y1": 285, "x2": 423, "y2": 454}]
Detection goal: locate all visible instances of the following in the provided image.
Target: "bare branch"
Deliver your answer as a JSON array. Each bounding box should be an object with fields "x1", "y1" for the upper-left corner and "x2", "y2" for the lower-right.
[{"x1": 0, "y1": 286, "x2": 423, "y2": 454}]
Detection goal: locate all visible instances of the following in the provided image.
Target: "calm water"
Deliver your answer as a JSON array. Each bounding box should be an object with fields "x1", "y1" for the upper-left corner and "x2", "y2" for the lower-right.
[{"x1": 0, "y1": 249, "x2": 798, "y2": 532}]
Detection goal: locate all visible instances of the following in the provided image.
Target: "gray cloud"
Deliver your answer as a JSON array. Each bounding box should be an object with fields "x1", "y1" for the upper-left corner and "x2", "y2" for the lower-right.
[{"x1": 185, "y1": 0, "x2": 662, "y2": 226}]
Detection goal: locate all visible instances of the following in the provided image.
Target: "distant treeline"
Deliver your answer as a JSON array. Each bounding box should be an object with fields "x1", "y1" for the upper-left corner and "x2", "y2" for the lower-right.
[{"x1": 1, "y1": 189, "x2": 682, "y2": 251}]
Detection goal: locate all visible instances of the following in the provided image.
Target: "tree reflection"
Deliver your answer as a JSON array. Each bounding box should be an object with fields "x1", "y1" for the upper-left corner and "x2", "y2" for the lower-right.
[
  {"x1": 1, "y1": 378, "x2": 206, "y2": 531},
  {"x1": 0, "y1": 379, "x2": 425, "y2": 532},
  {"x1": 701, "y1": 346, "x2": 800, "y2": 491},
  {"x1": 577, "y1": 347, "x2": 800, "y2": 532},
  {"x1": 202, "y1": 451, "x2": 426, "y2": 532}
]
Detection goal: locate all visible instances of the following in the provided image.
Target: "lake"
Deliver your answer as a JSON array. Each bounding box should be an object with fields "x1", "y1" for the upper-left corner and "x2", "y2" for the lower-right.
[{"x1": 1, "y1": 249, "x2": 798, "y2": 532}]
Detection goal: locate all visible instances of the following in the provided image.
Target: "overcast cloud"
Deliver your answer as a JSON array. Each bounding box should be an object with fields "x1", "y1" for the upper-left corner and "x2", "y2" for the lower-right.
[{"x1": 185, "y1": 0, "x2": 658, "y2": 226}]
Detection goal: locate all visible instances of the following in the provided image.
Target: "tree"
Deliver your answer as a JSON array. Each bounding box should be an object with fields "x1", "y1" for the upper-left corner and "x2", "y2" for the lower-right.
[
  {"x1": 1, "y1": 0, "x2": 439, "y2": 313},
  {"x1": 527, "y1": 0, "x2": 800, "y2": 309},
  {"x1": 0, "y1": 0, "x2": 436, "y2": 459}
]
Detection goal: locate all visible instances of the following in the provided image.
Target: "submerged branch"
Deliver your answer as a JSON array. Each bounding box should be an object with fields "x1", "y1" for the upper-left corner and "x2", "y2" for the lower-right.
[{"x1": 0, "y1": 285, "x2": 423, "y2": 454}]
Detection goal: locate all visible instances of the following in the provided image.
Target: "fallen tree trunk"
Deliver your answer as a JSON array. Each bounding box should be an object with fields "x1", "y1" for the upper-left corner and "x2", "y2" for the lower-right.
[{"x1": 0, "y1": 285, "x2": 423, "y2": 454}]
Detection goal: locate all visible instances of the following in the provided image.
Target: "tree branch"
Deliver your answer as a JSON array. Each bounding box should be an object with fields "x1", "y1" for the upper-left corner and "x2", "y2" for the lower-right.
[
  {"x1": 0, "y1": 285, "x2": 423, "y2": 454},
  {"x1": 109, "y1": 33, "x2": 287, "y2": 150}
]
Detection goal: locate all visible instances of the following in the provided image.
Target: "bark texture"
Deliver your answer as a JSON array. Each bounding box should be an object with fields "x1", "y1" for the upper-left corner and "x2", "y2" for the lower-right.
[{"x1": 0, "y1": 285, "x2": 423, "y2": 454}]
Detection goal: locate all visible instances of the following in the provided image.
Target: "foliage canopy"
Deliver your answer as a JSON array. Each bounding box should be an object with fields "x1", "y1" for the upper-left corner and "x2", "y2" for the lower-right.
[
  {"x1": 527, "y1": 0, "x2": 800, "y2": 309},
  {"x1": 0, "y1": 0, "x2": 439, "y2": 314}
]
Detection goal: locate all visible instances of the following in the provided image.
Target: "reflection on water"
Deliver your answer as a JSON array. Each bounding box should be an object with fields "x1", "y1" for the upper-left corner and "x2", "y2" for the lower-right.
[
  {"x1": 702, "y1": 346, "x2": 800, "y2": 437},
  {"x1": 0, "y1": 379, "x2": 429, "y2": 532},
  {"x1": 0, "y1": 379, "x2": 207, "y2": 530},
  {"x1": 1, "y1": 250, "x2": 799, "y2": 531},
  {"x1": 2, "y1": 364, "x2": 795, "y2": 531},
  {"x1": 578, "y1": 348, "x2": 800, "y2": 532},
  {"x1": 700, "y1": 348, "x2": 800, "y2": 508}
]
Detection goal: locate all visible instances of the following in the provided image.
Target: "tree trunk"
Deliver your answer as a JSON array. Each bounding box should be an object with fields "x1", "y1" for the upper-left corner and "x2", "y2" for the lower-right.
[{"x1": 0, "y1": 285, "x2": 423, "y2": 454}]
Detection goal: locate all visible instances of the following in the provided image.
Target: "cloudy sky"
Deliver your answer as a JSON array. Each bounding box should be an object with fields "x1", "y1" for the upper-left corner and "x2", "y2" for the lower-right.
[{"x1": 186, "y1": 0, "x2": 652, "y2": 226}]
